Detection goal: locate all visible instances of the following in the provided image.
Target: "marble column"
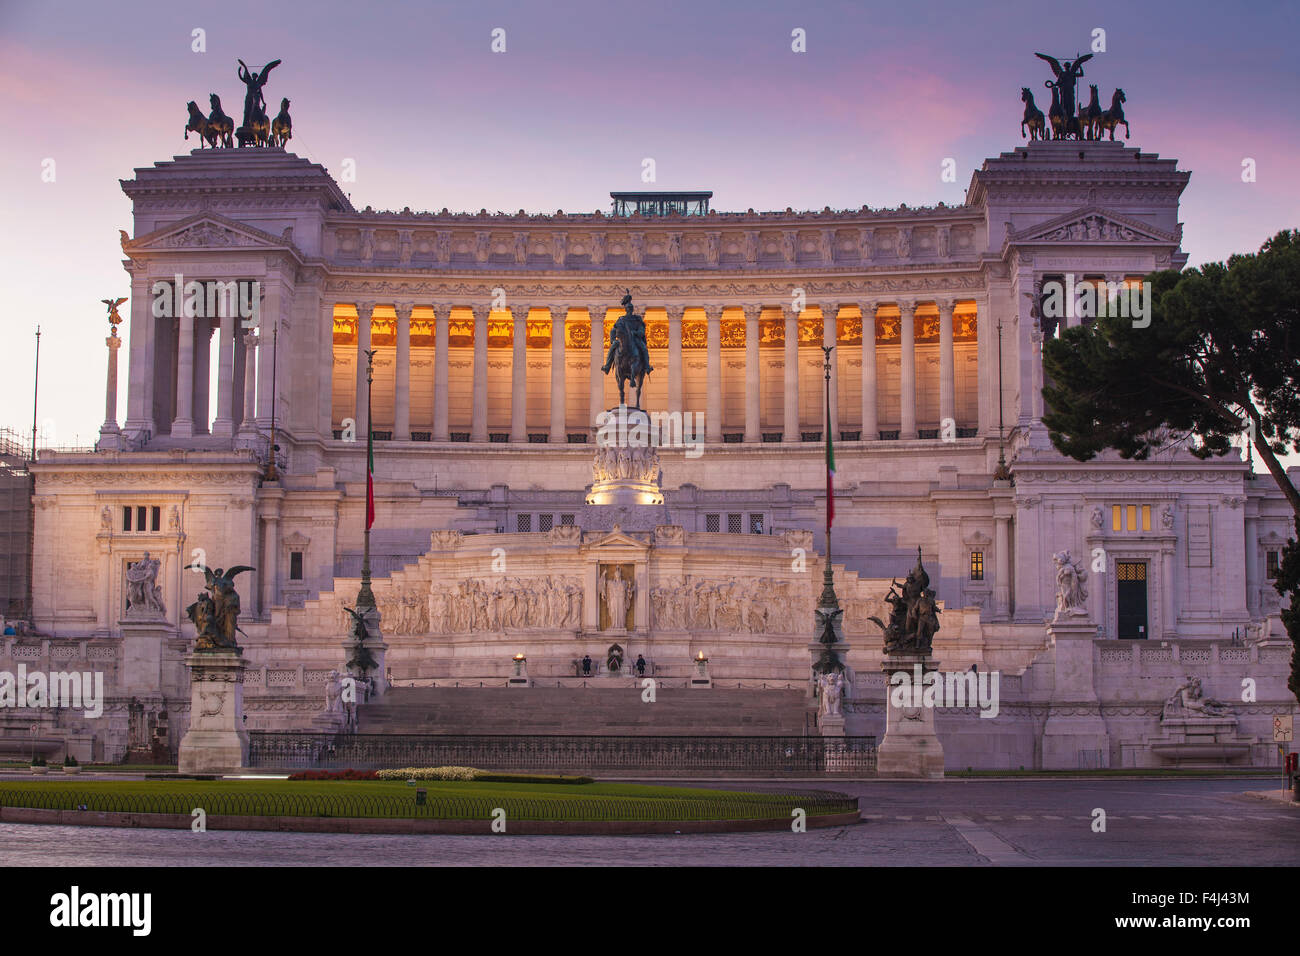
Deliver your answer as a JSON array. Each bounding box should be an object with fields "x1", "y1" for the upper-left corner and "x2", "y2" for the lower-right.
[
  {"x1": 822, "y1": 303, "x2": 839, "y2": 440},
  {"x1": 782, "y1": 307, "x2": 799, "y2": 442},
  {"x1": 212, "y1": 312, "x2": 236, "y2": 438},
  {"x1": 667, "y1": 305, "x2": 684, "y2": 416},
  {"x1": 320, "y1": 301, "x2": 334, "y2": 438},
  {"x1": 938, "y1": 298, "x2": 955, "y2": 435},
  {"x1": 1245, "y1": 511, "x2": 1259, "y2": 615},
  {"x1": 238, "y1": 330, "x2": 258, "y2": 439},
  {"x1": 743, "y1": 304, "x2": 760, "y2": 442},
  {"x1": 471, "y1": 304, "x2": 489, "y2": 442},
  {"x1": 354, "y1": 302, "x2": 374, "y2": 441},
  {"x1": 124, "y1": 272, "x2": 155, "y2": 439},
  {"x1": 899, "y1": 299, "x2": 917, "y2": 440},
  {"x1": 861, "y1": 300, "x2": 878, "y2": 441},
  {"x1": 171, "y1": 311, "x2": 195, "y2": 439},
  {"x1": 394, "y1": 303, "x2": 412, "y2": 441},
  {"x1": 255, "y1": 278, "x2": 280, "y2": 429},
  {"x1": 550, "y1": 304, "x2": 568, "y2": 442},
  {"x1": 511, "y1": 306, "x2": 528, "y2": 442},
  {"x1": 434, "y1": 304, "x2": 450, "y2": 441},
  {"x1": 263, "y1": 498, "x2": 281, "y2": 613},
  {"x1": 588, "y1": 305, "x2": 605, "y2": 425},
  {"x1": 705, "y1": 305, "x2": 722, "y2": 442},
  {"x1": 99, "y1": 334, "x2": 124, "y2": 449}
]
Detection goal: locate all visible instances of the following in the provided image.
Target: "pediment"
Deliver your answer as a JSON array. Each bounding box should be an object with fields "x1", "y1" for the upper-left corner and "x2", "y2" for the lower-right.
[
  {"x1": 1007, "y1": 206, "x2": 1178, "y2": 246},
  {"x1": 585, "y1": 525, "x2": 649, "y2": 551},
  {"x1": 123, "y1": 212, "x2": 295, "y2": 254}
]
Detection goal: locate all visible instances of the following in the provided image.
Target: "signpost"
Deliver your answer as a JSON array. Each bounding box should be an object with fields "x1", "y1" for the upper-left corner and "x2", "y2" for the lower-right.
[{"x1": 1274, "y1": 715, "x2": 1294, "y2": 795}]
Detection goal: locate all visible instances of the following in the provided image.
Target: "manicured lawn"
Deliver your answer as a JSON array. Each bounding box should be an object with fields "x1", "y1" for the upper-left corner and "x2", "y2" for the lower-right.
[{"x1": 0, "y1": 778, "x2": 854, "y2": 822}]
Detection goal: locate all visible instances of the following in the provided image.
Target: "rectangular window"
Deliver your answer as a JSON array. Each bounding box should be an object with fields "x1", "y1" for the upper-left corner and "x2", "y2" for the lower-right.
[
  {"x1": 705, "y1": 514, "x2": 720, "y2": 533},
  {"x1": 516, "y1": 513, "x2": 531, "y2": 533},
  {"x1": 289, "y1": 552, "x2": 304, "y2": 581},
  {"x1": 560, "y1": 514, "x2": 575, "y2": 526},
  {"x1": 1111, "y1": 505, "x2": 1121, "y2": 532},
  {"x1": 749, "y1": 514, "x2": 765, "y2": 535},
  {"x1": 136, "y1": 506, "x2": 147, "y2": 532},
  {"x1": 122, "y1": 506, "x2": 132, "y2": 532},
  {"x1": 970, "y1": 551, "x2": 985, "y2": 581},
  {"x1": 1126, "y1": 505, "x2": 1137, "y2": 532},
  {"x1": 151, "y1": 506, "x2": 161, "y2": 532},
  {"x1": 538, "y1": 513, "x2": 553, "y2": 532},
  {"x1": 1266, "y1": 550, "x2": 1281, "y2": 579},
  {"x1": 1141, "y1": 505, "x2": 1151, "y2": 532},
  {"x1": 727, "y1": 513, "x2": 743, "y2": 534}
]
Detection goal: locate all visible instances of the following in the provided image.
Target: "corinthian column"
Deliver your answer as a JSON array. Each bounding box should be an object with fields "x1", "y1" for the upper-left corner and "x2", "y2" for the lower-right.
[
  {"x1": 99, "y1": 332, "x2": 123, "y2": 449},
  {"x1": 172, "y1": 310, "x2": 195, "y2": 439},
  {"x1": 212, "y1": 311, "x2": 236, "y2": 438},
  {"x1": 705, "y1": 305, "x2": 722, "y2": 442},
  {"x1": 511, "y1": 305, "x2": 528, "y2": 442},
  {"x1": 238, "y1": 330, "x2": 258, "y2": 439},
  {"x1": 860, "y1": 300, "x2": 878, "y2": 440},
  {"x1": 394, "y1": 303, "x2": 412, "y2": 441},
  {"x1": 471, "y1": 303, "x2": 489, "y2": 442},
  {"x1": 550, "y1": 304, "x2": 568, "y2": 441},
  {"x1": 588, "y1": 304, "x2": 605, "y2": 426},
  {"x1": 433, "y1": 304, "x2": 450, "y2": 441},
  {"x1": 938, "y1": 298, "x2": 955, "y2": 435},
  {"x1": 782, "y1": 306, "x2": 799, "y2": 441},
  {"x1": 822, "y1": 302, "x2": 839, "y2": 440},
  {"x1": 899, "y1": 299, "x2": 917, "y2": 440},
  {"x1": 743, "y1": 304, "x2": 760, "y2": 442},
  {"x1": 354, "y1": 302, "x2": 374, "y2": 441},
  {"x1": 666, "y1": 305, "x2": 684, "y2": 416}
]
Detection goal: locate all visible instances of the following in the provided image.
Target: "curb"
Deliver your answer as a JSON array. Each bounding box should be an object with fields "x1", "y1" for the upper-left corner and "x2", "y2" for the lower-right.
[
  {"x1": 0, "y1": 805, "x2": 861, "y2": 835},
  {"x1": 1241, "y1": 790, "x2": 1300, "y2": 808}
]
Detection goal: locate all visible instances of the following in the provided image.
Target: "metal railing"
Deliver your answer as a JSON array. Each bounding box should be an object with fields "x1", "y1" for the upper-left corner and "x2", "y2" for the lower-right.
[
  {"x1": 249, "y1": 732, "x2": 876, "y2": 776},
  {"x1": 0, "y1": 786, "x2": 857, "y2": 822}
]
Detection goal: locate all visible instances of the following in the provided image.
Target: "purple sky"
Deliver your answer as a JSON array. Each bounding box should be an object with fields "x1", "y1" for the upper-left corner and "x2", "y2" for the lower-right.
[{"x1": 1, "y1": 0, "x2": 1297, "y2": 450}]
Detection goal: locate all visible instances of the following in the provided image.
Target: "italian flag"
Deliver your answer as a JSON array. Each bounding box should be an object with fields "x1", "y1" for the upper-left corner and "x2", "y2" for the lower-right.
[
  {"x1": 825, "y1": 425, "x2": 835, "y2": 530},
  {"x1": 365, "y1": 428, "x2": 375, "y2": 530}
]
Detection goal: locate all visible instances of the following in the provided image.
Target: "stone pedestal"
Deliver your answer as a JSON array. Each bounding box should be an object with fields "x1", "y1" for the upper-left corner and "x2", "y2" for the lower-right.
[
  {"x1": 1041, "y1": 618, "x2": 1109, "y2": 770},
  {"x1": 819, "y1": 714, "x2": 846, "y2": 737},
  {"x1": 119, "y1": 619, "x2": 175, "y2": 697},
  {"x1": 508, "y1": 655, "x2": 531, "y2": 688},
  {"x1": 877, "y1": 653, "x2": 945, "y2": 778},
  {"x1": 177, "y1": 651, "x2": 248, "y2": 774},
  {"x1": 1147, "y1": 717, "x2": 1252, "y2": 767},
  {"x1": 689, "y1": 655, "x2": 712, "y2": 688}
]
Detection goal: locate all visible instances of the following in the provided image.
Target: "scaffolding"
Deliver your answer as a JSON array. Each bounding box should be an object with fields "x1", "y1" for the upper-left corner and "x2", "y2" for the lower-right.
[{"x1": 0, "y1": 427, "x2": 33, "y2": 620}]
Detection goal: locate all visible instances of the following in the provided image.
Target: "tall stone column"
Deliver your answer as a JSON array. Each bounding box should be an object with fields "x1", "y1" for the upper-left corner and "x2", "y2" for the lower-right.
[
  {"x1": 394, "y1": 303, "x2": 412, "y2": 441},
  {"x1": 588, "y1": 305, "x2": 605, "y2": 425},
  {"x1": 471, "y1": 304, "x2": 490, "y2": 442},
  {"x1": 123, "y1": 271, "x2": 155, "y2": 439},
  {"x1": 354, "y1": 302, "x2": 374, "y2": 441},
  {"x1": 172, "y1": 311, "x2": 195, "y2": 439},
  {"x1": 822, "y1": 303, "x2": 839, "y2": 440},
  {"x1": 705, "y1": 305, "x2": 722, "y2": 442},
  {"x1": 1245, "y1": 511, "x2": 1259, "y2": 615},
  {"x1": 511, "y1": 305, "x2": 528, "y2": 442},
  {"x1": 255, "y1": 277, "x2": 281, "y2": 429},
  {"x1": 237, "y1": 330, "x2": 258, "y2": 440},
  {"x1": 938, "y1": 298, "x2": 956, "y2": 434},
  {"x1": 212, "y1": 312, "x2": 236, "y2": 438},
  {"x1": 743, "y1": 305, "x2": 760, "y2": 442},
  {"x1": 320, "y1": 301, "x2": 334, "y2": 438},
  {"x1": 667, "y1": 305, "x2": 684, "y2": 416},
  {"x1": 899, "y1": 299, "x2": 917, "y2": 439},
  {"x1": 783, "y1": 307, "x2": 799, "y2": 442},
  {"x1": 434, "y1": 304, "x2": 450, "y2": 441},
  {"x1": 550, "y1": 304, "x2": 568, "y2": 441},
  {"x1": 860, "y1": 300, "x2": 878, "y2": 441},
  {"x1": 262, "y1": 492, "x2": 282, "y2": 614},
  {"x1": 99, "y1": 333, "x2": 124, "y2": 449}
]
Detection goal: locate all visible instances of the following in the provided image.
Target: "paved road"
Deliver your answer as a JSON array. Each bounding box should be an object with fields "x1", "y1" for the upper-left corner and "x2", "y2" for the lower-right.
[{"x1": 0, "y1": 778, "x2": 1294, "y2": 866}]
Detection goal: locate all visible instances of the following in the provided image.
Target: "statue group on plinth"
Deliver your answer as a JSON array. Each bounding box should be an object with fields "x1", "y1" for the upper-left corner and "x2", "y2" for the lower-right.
[
  {"x1": 870, "y1": 547, "x2": 941, "y2": 655},
  {"x1": 1019, "y1": 51, "x2": 1129, "y2": 142},
  {"x1": 602, "y1": 292, "x2": 652, "y2": 407},
  {"x1": 186, "y1": 564, "x2": 254, "y2": 651},
  {"x1": 125, "y1": 552, "x2": 166, "y2": 619},
  {"x1": 184, "y1": 58, "x2": 292, "y2": 149}
]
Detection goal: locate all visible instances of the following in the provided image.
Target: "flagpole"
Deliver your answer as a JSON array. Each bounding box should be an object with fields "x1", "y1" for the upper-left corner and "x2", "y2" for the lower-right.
[
  {"x1": 357, "y1": 348, "x2": 376, "y2": 609},
  {"x1": 818, "y1": 344, "x2": 839, "y2": 611}
]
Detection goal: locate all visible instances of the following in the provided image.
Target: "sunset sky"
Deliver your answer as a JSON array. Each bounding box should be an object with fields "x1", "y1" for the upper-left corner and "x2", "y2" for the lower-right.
[{"x1": 0, "y1": 0, "x2": 1296, "y2": 448}]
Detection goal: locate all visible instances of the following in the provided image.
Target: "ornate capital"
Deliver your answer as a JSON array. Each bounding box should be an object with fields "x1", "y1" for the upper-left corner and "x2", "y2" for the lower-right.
[
  {"x1": 934, "y1": 297, "x2": 955, "y2": 315},
  {"x1": 664, "y1": 304, "x2": 687, "y2": 322},
  {"x1": 394, "y1": 302, "x2": 414, "y2": 319}
]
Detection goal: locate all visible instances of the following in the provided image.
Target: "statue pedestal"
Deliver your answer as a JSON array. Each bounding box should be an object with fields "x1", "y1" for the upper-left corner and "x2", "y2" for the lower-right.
[
  {"x1": 119, "y1": 619, "x2": 176, "y2": 697},
  {"x1": 1041, "y1": 618, "x2": 1109, "y2": 770},
  {"x1": 177, "y1": 651, "x2": 249, "y2": 774},
  {"x1": 819, "y1": 714, "x2": 845, "y2": 738},
  {"x1": 877, "y1": 653, "x2": 945, "y2": 779},
  {"x1": 343, "y1": 605, "x2": 389, "y2": 697}
]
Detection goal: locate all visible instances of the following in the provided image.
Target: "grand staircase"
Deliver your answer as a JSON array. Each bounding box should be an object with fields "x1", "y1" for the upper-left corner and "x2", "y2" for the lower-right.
[{"x1": 357, "y1": 686, "x2": 812, "y2": 736}]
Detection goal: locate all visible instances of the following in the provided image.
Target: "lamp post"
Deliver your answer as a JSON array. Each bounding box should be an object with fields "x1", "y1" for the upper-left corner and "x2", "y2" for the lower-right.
[{"x1": 356, "y1": 348, "x2": 376, "y2": 610}]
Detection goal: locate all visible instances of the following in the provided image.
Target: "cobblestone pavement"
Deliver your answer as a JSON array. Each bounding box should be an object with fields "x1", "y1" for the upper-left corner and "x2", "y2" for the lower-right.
[{"x1": 0, "y1": 778, "x2": 1294, "y2": 866}]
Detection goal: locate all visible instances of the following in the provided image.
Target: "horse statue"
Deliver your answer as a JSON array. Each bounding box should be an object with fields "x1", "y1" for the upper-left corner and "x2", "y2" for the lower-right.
[
  {"x1": 1078, "y1": 84, "x2": 1102, "y2": 141},
  {"x1": 1046, "y1": 83, "x2": 1064, "y2": 140},
  {"x1": 1020, "y1": 88, "x2": 1045, "y2": 141},
  {"x1": 271, "y1": 97, "x2": 292, "y2": 147},
  {"x1": 602, "y1": 292, "x2": 651, "y2": 407},
  {"x1": 1100, "y1": 88, "x2": 1130, "y2": 141},
  {"x1": 184, "y1": 101, "x2": 211, "y2": 148},
  {"x1": 206, "y1": 93, "x2": 234, "y2": 148}
]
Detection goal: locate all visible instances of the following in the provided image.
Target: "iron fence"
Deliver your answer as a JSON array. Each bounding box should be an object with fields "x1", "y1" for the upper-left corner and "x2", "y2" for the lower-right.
[
  {"x1": 0, "y1": 786, "x2": 857, "y2": 822},
  {"x1": 249, "y1": 732, "x2": 876, "y2": 776}
]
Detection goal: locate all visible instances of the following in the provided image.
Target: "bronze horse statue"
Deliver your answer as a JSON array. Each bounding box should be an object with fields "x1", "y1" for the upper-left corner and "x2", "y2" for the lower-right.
[
  {"x1": 1046, "y1": 83, "x2": 1064, "y2": 140},
  {"x1": 1020, "y1": 88, "x2": 1045, "y2": 141},
  {"x1": 206, "y1": 93, "x2": 234, "y2": 148},
  {"x1": 271, "y1": 97, "x2": 292, "y2": 148},
  {"x1": 1100, "y1": 88, "x2": 1130, "y2": 140},
  {"x1": 185, "y1": 101, "x2": 211, "y2": 147},
  {"x1": 611, "y1": 314, "x2": 647, "y2": 407},
  {"x1": 1078, "y1": 84, "x2": 1102, "y2": 141}
]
